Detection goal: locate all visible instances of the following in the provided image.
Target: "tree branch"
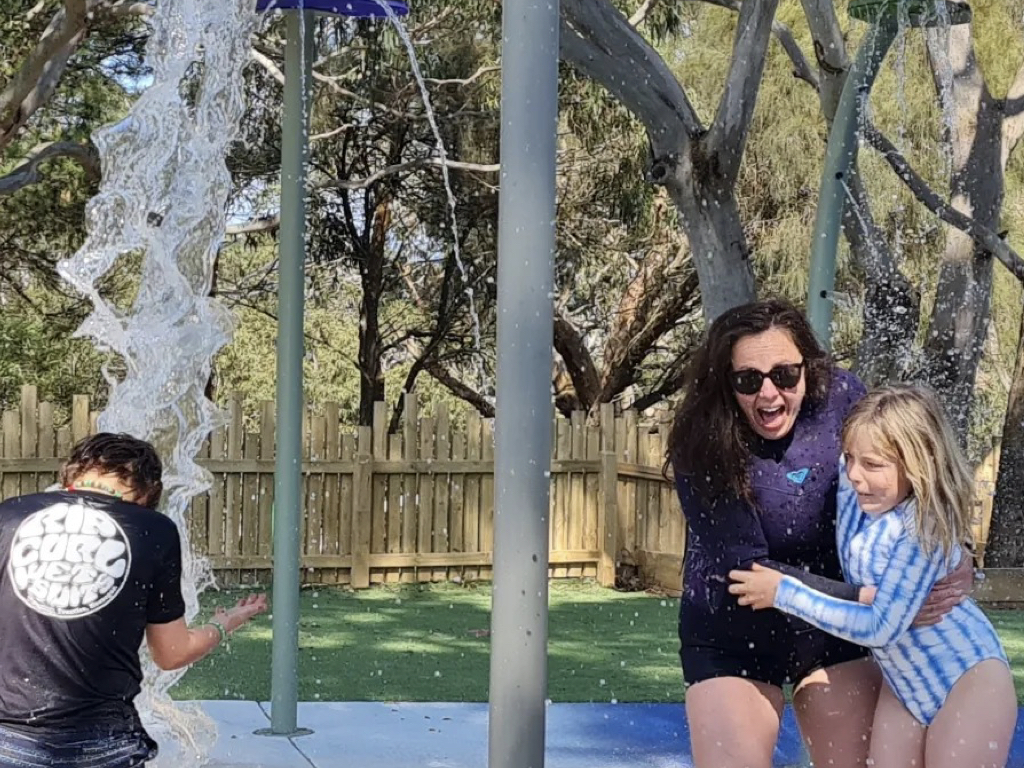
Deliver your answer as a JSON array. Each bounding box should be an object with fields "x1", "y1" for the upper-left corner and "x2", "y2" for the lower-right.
[
  {"x1": 553, "y1": 312, "x2": 602, "y2": 409},
  {"x1": 689, "y1": 0, "x2": 818, "y2": 88},
  {"x1": 316, "y1": 157, "x2": 499, "y2": 191},
  {"x1": 424, "y1": 361, "x2": 495, "y2": 418},
  {"x1": 415, "y1": 66, "x2": 500, "y2": 88},
  {"x1": 226, "y1": 215, "x2": 280, "y2": 236},
  {"x1": 0, "y1": 141, "x2": 100, "y2": 196},
  {"x1": 629, "y1": 0, "x2": 660, "y2": 27},
  {"x1": 1, "y1": 0, "x2": 153, "y2": 151},
  {"x1": 1, "y1": 6, "x2": 87, "y2": 148},
  {"x1": 250, "y1": 47, "x2": 285, "y2": 86},
  {"x1": 703, "y1": 0, "x2": 781, "y2": 180},
  {"x1": 1003, "y1": 57, "x2": 1024, "y2": 163},
  {"x1": 864, "y1": 124, "x2": 1024, "y2": 283},
  {"x1": 559, "y1": 0, "x2": 702, "y2": 156},
  {"x1": 629, "y1": 352, "x2": 692, "y2": 412}
]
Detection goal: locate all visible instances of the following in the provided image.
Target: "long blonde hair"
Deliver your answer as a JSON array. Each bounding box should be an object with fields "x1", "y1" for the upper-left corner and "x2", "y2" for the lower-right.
[{"x1": 842, "y1": 385, "x2": 974, "y2": 558}]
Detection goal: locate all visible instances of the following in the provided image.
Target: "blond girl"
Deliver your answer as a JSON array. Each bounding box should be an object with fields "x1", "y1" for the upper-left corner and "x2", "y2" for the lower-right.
[{"x1": 730, "y1": 385, "x2": 1016, "y2": 768}]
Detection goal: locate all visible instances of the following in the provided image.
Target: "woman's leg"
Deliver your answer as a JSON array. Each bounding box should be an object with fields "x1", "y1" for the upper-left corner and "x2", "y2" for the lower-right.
[
  {"x1": 926, "y1": 659, "x2": 1017, "y2": 768},
  {"x1": 867, "y1": 680, "x2": 926, "y2": 768},
  {"x1": 792, "y1": 656, "x2": 882, "y2": 768},
  {"x1": 686, "y1": 676, "x2": 785, "y2": 768}
]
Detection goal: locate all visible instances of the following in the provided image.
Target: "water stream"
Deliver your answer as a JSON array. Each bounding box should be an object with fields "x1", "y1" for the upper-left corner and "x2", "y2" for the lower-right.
[{"x1": 56, "y1": 0, "x2": 261, "y2": 762}]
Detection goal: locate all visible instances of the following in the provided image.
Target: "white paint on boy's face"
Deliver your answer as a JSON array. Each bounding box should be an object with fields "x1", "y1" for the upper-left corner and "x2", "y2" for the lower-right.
[{"x1": 731, "y1": 328, "x2": 806, "y2": 440}]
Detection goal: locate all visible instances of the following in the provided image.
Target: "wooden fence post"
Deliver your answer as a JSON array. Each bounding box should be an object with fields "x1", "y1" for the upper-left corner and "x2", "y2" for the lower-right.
[
  {"x1": 71, "y1": 395, "x2": 90, "y2": 446},
  {"x1": 351, "y1": 426, "x2": 373, "y2": 588},
  {"x1": 598, "y1": 403, "x2": 618, "y2": 587}
]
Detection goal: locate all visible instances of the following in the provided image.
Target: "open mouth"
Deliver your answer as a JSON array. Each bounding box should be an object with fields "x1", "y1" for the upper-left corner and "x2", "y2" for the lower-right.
[{"x1": 756, "y1": 405, "x2": 786, "y2": 429}]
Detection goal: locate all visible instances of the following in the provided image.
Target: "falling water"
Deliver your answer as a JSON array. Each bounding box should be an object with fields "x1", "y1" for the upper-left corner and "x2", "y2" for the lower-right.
[
  {"x1": 55, "y1": 0, "x2": 261, "y2": 763},
  {"x1": 372, "y1": 0, "x2": 484, "y2": 357}
]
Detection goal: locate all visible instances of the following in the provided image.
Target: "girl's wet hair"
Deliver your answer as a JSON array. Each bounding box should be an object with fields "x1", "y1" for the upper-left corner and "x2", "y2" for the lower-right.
[
  {"x1": 59, "y1": 433, "x2": 164, "y2": 509},
  {"x1": 666, "y1": 299, "x2": 831, "y2": 505},
  {"x1": 843, "y1": 385, "x2": 974, "y2": 558}
]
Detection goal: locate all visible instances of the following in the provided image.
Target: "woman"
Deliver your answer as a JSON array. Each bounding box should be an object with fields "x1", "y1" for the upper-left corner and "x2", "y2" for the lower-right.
[
  {"x1": 666, "y1": 300, "x2": 971, "y2": 768},
  {"x1": 0, "y1": 432, "x2": 267, "y2": 767}
]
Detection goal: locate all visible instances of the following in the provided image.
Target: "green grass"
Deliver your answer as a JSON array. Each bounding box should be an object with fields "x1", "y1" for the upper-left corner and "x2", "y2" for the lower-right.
[{"x1": 172, "y1": 581, "x2": 1024, "y2": 704}]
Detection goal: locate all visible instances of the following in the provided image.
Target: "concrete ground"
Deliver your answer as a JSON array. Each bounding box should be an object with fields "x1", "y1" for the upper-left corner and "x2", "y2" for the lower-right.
[{"x1": 198, "y1": 701, "x2": 1024, "y2": 768}]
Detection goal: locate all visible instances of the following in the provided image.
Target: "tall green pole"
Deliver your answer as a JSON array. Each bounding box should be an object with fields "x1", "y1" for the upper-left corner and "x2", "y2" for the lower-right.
[
  {"x1": 806, "y1": 20, "x2": 898, "y2": 349},
  {"x1": 487, "y1": 0, "x2": 559, "y2": 761},
  {"x1": 269, "y1": 9, "x2": 314, "y2": 737},
  {"x1": 806, "y1": 0, "x2": 971, "y2": 348}
]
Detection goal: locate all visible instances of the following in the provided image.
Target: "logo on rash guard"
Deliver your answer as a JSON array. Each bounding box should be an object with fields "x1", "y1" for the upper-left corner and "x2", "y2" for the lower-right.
[
  {"x1": 786, "y1": 468, "x2": 809, "y2": 484},
  {"x1": 7, "y1": 502, "x2": 131, "y2": 619}
]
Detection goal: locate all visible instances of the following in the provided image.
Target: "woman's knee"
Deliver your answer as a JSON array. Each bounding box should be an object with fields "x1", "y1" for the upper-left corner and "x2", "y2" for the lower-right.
[
  {"x1": 686, "y1": 677, "x2": 784, "y2": 768},
  {"x1": 793, "y1": 658, "x2": 881, "y2": 768}
]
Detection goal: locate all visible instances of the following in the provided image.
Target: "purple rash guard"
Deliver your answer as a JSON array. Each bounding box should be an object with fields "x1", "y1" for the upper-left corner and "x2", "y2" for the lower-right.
[{"x1": 676, "y1": 368, "x2": 866, "y2": 655}]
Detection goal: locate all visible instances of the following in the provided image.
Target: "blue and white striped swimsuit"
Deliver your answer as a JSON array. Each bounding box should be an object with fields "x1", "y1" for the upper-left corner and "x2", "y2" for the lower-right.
[{"x1": 774, "y1": 466, "x2": 1007, "y2": 725}]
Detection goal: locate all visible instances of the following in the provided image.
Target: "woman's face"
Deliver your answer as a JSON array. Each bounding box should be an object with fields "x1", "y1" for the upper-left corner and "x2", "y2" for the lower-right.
[{"x1": 730, "y1": 327, "x2": 807, "y2": 440}]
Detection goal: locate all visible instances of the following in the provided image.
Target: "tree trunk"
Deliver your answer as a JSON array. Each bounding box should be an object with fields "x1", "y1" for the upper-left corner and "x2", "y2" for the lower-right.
[
  {"x1": 986, "y1": 307, "x2": 1024, "y2": 567},
  {"x1": 663, "y1": 151, "x2": 755, "y2": 321},
  {"x1": 921, "y1": 27, "x2": 1005, "y2": 439},
  {"x1": 358, "y1": 200, "x2": 390, "y2": 426}
]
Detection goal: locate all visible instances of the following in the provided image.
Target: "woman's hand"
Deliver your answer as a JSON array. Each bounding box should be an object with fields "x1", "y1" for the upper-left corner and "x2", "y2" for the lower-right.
[
  {"x1": 214, "y1": 593, "x2": 268, "y2": 634},
  {"x1": 912, "y1": 553, "x2": 972, "y2": 627},
  {"x1": 728, "y1": 563, "x2": 784, "y2": 610}
]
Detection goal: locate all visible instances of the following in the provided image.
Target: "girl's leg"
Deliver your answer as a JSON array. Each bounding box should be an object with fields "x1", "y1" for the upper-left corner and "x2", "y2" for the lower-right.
[
  {"x1": 926, "y1": 659, "x2": 1017, "y2": 768},
  {"x1": 867, "y1": 680, "x2": 926, "y2": 768},
  {"x1": 686, "y1": 676, "x2": 785, "y2": 768},
  {"x1": 793, "y1": 656, "x2": 882, "y2": 768}
]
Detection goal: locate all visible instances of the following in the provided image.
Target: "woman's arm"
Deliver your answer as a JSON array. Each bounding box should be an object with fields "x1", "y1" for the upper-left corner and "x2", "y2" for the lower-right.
[{"x1": 771, "y1": 524, "x2": 944, "y2": 648}]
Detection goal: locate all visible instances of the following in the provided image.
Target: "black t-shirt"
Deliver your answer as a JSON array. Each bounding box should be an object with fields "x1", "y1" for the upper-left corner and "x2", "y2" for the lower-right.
[{"x1": 0, "y1": 490, "x2": 185, "y2": 735}]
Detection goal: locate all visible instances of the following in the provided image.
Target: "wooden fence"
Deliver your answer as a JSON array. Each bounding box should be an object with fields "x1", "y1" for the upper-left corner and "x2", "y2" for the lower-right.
[
  {"x1": 0, "y1": 385, "x2": 1003, "y2": 593},
  {"x1": 0, "y1": 386, "x2": 683, "y2": 588}
]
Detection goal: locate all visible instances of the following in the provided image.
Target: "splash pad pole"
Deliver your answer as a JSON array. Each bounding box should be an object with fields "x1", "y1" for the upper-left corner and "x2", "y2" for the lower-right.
[
  {"x1": 255, "y1": 0, "x2": 407, "y2": 737},
  {"x1": 488, "y1": 0, "x2": 560, "y2": 765},
  {"x1": 266, "y1": 8, "x2": 315, "y2": 737},
  {"x1": 806, "y1": 0, "x2": 971, "y2": 349}
]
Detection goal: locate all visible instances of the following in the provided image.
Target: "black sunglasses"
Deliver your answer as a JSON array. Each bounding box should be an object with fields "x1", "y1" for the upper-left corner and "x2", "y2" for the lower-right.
[{"x1": 729, "y1": 362, "x2": 805, "y2": 396}]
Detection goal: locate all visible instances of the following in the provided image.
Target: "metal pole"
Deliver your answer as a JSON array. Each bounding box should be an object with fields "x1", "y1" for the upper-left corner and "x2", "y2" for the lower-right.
[
  {"x1": 806, "y1": 20, "x2": 898, "y2": 348},
  {"x1": 268, "y1": 9, "x2": 314, "y2": 737},
  {"x1": 487, "y1": 0, "x2": 559, "y2": 763}
]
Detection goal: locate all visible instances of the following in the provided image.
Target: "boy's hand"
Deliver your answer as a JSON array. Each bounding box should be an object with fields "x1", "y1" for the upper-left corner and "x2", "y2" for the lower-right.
[{"x1": 215, "y1": 593, "x2": 268, "y2": 633}]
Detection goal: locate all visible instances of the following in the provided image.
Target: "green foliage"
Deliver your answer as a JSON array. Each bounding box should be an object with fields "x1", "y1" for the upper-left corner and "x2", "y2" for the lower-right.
[{"x1": 0, "y1": 294, "x2": 107, "y2": 418}]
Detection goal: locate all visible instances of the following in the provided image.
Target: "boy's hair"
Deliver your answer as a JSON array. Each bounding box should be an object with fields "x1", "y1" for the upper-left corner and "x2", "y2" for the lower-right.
[
  {"x1": 842, "y1": 385, "x2": 974, "y2": 558},
  {"x1": 58, "y1": 433, "x2": 163, "y2": 509}
]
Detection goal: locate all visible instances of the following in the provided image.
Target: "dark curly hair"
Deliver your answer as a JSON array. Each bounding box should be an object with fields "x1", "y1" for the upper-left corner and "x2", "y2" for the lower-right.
[
  {"x1": 59, "y1": 433, "x2": 164, "y2": 509},
  {"x1": 666, "y1": 299, "x2": 833, "y2": 505}
]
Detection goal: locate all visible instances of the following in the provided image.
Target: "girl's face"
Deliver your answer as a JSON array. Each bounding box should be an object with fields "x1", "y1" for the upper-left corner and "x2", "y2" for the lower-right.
[{"x1": 843, "y1": 427, "x2": 912, "y2": 515}]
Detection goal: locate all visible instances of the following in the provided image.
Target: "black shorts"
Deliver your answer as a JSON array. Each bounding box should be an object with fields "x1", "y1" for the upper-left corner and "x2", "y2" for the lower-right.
[{"x1": 681, "y1": 630, "x2": 871, "y2": 690}]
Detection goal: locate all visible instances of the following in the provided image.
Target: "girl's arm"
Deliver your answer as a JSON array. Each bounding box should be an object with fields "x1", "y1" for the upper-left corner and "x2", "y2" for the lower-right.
[
  {"x1": 773, "y1": 518, "x2": 945, "y2": 648},
  {"x1": 677, "y1": 474, "x2": 861, "y2": 601}
]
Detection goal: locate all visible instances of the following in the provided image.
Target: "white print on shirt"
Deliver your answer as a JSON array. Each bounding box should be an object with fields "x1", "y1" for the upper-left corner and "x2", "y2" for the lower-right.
[{"x1": 7, "y1": 502, "x2": 131, "y2": 619}]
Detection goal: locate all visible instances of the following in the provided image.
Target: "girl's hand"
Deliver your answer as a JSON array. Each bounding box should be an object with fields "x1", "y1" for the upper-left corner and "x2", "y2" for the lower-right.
[{"x1": 727, "y1": 563, "x2": 784, "y2": 610}]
